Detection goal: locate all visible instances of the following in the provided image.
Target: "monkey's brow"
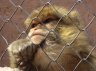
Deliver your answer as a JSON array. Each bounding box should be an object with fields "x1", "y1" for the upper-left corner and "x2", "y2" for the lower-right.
[
  {"x1": 42, "y1": 17, "x2": 59, "y2": 24},
  {"x1": 42, "y1": 18, "x2": 55, "y2": 23}
]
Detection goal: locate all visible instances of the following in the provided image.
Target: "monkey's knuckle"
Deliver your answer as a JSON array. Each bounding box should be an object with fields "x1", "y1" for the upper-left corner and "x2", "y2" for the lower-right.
[
  {"x1": 7, "y1": 43, "x2": 16, "y2": 53},
  {"x1": 16, "y1": 58, "x2": 21, "y2": 62}
]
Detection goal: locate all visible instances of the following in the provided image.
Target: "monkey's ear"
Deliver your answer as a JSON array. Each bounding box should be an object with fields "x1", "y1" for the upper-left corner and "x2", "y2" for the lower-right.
[
  {"x1": 68, "y1": 11, "x2": 84, "y2": 27},
  {"x1": 69, "y1": 11, "x2": 80, "y2": 21},
  {"x1": 69, "y1": 11, "x2": 84, "y2": 28}
]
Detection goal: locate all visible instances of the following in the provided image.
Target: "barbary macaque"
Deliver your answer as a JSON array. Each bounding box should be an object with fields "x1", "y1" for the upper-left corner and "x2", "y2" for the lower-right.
[{"x1": 7, "y1": 5, "x2": 96, "y2": 71}]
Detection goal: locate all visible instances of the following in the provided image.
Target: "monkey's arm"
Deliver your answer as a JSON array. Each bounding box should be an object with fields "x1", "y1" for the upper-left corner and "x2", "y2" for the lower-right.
[{"x1": 7, "y1": 38, "x2": 37, "y2": 70}]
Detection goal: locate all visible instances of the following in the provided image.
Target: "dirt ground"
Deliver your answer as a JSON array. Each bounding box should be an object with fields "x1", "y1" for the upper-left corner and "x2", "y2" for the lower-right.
[{"x1": 0, "y1": 0, "x2": 96, "y2": 67}]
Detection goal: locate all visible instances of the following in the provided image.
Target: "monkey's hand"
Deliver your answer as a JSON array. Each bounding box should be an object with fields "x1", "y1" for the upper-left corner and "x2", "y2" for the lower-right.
[{"x1": 7, "y1": 38, "x2": 37, "y2": 70}]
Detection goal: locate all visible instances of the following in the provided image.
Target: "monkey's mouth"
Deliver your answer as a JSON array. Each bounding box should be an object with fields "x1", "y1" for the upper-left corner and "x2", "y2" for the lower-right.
[
  {"x1": 32, "y1": 30, "x2": 48, "y2": 37},
  {"x1": 29, "y1": 30, "x2": 48, "y2": 44},
  {"x1": 32, "y1": 33, "x2": 45, "y2": 37}
]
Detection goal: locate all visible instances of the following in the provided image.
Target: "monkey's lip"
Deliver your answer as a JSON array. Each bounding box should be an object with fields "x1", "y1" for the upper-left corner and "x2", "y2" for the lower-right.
[
  {"x1": 32, "y1": 33, "x2": 45, "y2": 36},
  {"x1": 32, "y1": 32, "x2": 46, "y2": 37},
  {"x1": 32, "y1": 30, "x2": 48, "y2": 37}
]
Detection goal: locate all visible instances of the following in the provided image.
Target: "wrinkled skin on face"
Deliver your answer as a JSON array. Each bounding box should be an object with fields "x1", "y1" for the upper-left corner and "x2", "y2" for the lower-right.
[{"x1": 27, "y1": 19, "x2": 58, "y2": 45}]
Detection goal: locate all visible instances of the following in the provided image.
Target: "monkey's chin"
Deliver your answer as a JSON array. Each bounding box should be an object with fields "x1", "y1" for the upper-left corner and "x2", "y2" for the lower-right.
[{"x1": 31, "y1": 35, "x2": 45, "y2": 45}]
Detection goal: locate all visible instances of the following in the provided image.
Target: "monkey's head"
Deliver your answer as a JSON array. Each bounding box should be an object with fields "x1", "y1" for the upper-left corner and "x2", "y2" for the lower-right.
[{"x1": 24, "y1": 5, "x2": 87, "y2": 46}]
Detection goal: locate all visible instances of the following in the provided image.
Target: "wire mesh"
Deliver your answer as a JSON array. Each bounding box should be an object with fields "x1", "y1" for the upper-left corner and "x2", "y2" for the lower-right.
[{"x1": 0, "y1": 0, "x2": 96, "y2": 71}]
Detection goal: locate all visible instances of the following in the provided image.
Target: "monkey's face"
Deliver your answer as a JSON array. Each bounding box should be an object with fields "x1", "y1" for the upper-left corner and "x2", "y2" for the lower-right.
[
  {"x1": 27, "y1": 18, "x2": 58, "y2": 45},
  {"x1": 25, "y1": 6, "x2": 81, "y2": 45}
]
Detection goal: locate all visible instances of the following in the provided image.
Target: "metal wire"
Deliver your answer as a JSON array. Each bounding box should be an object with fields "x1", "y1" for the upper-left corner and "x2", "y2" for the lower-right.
[{"x1": 0, "y1": 0, "x2": 96, "y2": 71}]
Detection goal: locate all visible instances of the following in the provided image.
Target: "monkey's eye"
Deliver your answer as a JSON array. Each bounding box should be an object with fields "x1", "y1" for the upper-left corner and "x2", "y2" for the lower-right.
[
  {"x1": 31, "y1": 23, "x2": 38, "y2": 28},
  {"x1": 43, "y1": 18, "x2": 55, "y2": 24}
]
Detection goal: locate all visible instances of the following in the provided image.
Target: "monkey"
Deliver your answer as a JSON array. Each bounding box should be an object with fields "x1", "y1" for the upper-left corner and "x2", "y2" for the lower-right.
[{"x1": 7, "y1": 5, "x2": 96, "y2": 71}]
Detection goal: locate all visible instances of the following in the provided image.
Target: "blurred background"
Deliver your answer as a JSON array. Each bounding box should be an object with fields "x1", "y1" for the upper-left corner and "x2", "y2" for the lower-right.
[{"x1": 0, "y1": 0, "x2": 96, "y2": 67}]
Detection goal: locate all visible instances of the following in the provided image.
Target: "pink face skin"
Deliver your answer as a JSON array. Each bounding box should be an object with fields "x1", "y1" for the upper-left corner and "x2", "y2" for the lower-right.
[{"x1": 28, "y1": 20, "x2": 56, "y2": 45}]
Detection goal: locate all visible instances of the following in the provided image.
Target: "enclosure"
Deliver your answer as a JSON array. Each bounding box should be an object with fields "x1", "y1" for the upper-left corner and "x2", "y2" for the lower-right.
[{"x1": 0, "y1": 0, "x2": 96, "y2": 71}]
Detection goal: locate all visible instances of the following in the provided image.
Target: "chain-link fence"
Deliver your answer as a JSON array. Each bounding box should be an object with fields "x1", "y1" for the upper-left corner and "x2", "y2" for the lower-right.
[{"x1": 0, "y1": 0, "x2": 96, "y2": 71}]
